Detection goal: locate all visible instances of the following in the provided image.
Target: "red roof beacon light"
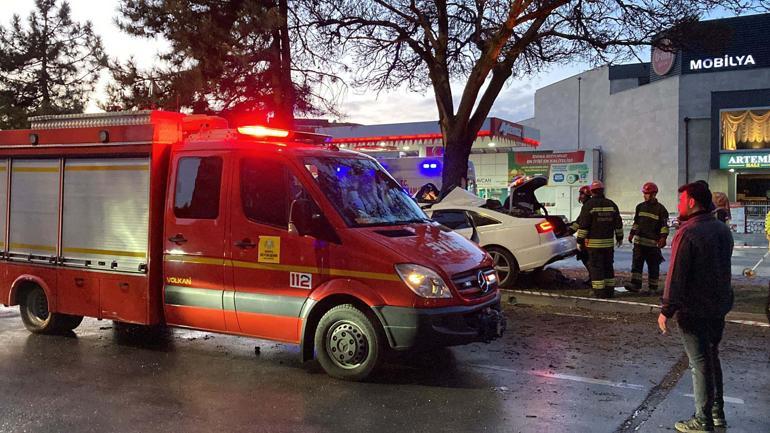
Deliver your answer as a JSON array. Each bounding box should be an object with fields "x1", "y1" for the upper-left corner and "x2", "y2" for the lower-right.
[{"x1": 237, "y1": 125, "x2": 290, "y2": 138}]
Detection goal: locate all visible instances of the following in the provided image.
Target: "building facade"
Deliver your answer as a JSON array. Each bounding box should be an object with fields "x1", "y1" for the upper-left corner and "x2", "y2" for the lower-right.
[{"x1": 523, "y1": 13, "x2": 770, "y2": 224}]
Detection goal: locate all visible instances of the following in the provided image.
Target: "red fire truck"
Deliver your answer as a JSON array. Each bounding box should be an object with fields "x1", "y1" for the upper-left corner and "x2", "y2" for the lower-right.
[{"x1": 0, "y1": 111, "x2": 504, "y2": 380}]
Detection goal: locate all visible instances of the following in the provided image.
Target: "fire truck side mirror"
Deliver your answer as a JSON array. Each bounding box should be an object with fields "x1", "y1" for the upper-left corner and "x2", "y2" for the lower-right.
[{"x1": 289, "y1": 199, "x2": 313, "y2": 236}]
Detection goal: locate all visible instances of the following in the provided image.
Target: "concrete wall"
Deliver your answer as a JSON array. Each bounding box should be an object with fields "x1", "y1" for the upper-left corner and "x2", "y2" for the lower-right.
[{"x1": 531, "y1": 67, "x2": 680, "y2": 213}]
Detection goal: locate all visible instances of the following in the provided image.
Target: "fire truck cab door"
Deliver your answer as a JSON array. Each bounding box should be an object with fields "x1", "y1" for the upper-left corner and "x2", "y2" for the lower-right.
[
  {"x1": 228, "y1": 153, "x2": 323, "y2": 342},
  {"x1": 163, "y1": 151, "x2": 230, "y2": 332}
]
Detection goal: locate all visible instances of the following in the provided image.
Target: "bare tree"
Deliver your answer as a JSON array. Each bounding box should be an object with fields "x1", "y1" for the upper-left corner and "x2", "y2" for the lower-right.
[{"x1": 296, "y1": 0, "x2": 747, "y2": 194}]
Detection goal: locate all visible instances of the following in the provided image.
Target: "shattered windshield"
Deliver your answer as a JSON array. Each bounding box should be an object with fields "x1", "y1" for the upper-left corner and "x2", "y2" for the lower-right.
[{"x1": 304, "y1": 156, "x2": 428, "y2": 227}]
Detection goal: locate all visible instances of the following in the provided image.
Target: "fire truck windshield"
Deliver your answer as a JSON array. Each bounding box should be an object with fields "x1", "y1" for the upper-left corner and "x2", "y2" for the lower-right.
[{"x1": 303, "y1": 156, "x2": 428, "y2": 227}]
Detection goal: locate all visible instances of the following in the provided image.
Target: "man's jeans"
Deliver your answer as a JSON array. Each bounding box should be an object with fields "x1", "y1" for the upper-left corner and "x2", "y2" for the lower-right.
[{"x1": 678, "y1": 315, "x2": 726, "y2": 422}]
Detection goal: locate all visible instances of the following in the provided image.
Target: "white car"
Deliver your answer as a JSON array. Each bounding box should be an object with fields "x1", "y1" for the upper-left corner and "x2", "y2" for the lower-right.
[{"x1": 426, "y1": 187, "x2": 577, "y2": 288}]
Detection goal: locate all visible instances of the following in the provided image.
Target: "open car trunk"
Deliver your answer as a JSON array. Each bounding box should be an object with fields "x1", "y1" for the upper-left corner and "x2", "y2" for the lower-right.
[{"x1": 499, "y1": 177, "x2": 569, "y2": 237}]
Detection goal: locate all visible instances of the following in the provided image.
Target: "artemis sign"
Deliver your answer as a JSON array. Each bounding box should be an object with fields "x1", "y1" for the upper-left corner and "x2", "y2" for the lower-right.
[
  {"x1": 719, "y1": 152, "x2": 770, "y2": 169},
  {"x1": 690, "y1": 54, "x2": 756, "y2": 71}
]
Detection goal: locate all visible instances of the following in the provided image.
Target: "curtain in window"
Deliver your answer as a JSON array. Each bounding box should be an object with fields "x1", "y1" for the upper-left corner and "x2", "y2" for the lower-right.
[{"x1": 722, "y1": 110, "x2": 770, "y2": 150}]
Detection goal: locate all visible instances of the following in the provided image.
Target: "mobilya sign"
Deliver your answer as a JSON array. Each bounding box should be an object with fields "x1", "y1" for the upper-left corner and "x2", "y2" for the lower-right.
[
  {"x1": 720, "y1": 152, "x2": 770, "y2": 169},
  {"x1": 689, "y1": 54, "x2": 756, "y2": 71}
]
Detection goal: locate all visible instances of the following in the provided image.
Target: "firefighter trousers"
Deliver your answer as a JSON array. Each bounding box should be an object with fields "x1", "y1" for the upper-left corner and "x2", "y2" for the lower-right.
[
  {"x1": 630, "y1": 245, "x2": 663, "y2": 291},
  {"x1": 587, "y1": 247, "x2": 615, "y2": 298}
]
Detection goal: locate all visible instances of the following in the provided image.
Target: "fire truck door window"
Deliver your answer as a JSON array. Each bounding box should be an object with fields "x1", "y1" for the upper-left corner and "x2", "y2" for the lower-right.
[
  {"x1": 240, "y1": 158, "x2": 309, "y2": 228},
  {"x1": 174, "y1": 157, "x2": 223, "y2": 219}
]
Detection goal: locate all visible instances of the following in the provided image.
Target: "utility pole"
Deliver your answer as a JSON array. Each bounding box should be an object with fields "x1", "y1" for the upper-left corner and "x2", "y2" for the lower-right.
[{"x1": 577, "y1": 77, "x2": 582, "y2": 150}]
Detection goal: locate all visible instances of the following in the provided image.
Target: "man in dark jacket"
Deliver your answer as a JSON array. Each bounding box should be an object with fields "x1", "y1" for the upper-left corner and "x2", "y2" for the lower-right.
[
  {"x1": 659, "y1": 181, "x2": 733, "y2": 433},
  {"x1": 576, "y1": 180, "x2": 623, "y2": 298}
]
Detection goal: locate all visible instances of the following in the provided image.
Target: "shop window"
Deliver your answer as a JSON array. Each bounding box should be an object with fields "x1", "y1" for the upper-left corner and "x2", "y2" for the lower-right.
[{"x1": 721, "y1": 109, "x2": 770, "y2": 151}]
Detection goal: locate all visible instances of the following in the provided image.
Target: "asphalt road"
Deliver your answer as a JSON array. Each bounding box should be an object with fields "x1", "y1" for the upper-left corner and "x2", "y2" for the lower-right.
[
  {"x1": 1, "y1": 304, "x2": 767, "y2": 433},
  {"x1": 549, "y1": 245, "x2": 770, "y2": 278}
]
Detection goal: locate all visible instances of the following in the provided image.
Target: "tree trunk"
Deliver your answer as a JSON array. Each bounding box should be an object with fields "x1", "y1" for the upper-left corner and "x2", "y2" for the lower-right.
[{"x1": 440, "y1": 128, "x2": 473, "y2": 197}]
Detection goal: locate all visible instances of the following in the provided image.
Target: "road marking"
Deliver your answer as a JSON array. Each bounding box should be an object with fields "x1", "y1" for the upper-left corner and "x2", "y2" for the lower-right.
[
  {"x1": 682, "y1": 394, "x2": 744, "y2": 405},
  {"x1": 473, "y1": 364, "x2": 646, "y2": 390}
]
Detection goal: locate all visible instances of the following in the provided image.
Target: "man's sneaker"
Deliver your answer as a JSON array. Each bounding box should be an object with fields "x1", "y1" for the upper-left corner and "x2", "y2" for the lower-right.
[
  {"x1": 674, "y1": 417, "x2": 714, "y2": 432},
  {"x1": 712, "y1": 408, "x2": 726, "y2": 427}
]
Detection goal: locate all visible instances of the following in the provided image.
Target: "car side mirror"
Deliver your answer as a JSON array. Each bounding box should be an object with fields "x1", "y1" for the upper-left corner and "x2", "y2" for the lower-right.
[{"x1": 289, "y1": 199, "x2": 313, "y2": 236}]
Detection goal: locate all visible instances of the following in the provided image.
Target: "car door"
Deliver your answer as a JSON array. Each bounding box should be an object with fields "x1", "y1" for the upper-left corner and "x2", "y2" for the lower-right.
[
  {"x1": 163, "y1": 152, "x2": 230, "y2": 332},
  {"x1": 228, "y1": 153, "x2": 326, "y2": 343}
]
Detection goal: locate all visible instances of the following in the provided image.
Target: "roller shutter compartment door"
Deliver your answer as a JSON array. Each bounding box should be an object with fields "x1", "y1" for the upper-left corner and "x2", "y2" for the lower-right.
[{"x1": 9, "y1": 160, "x2": 60, "y2": 261}]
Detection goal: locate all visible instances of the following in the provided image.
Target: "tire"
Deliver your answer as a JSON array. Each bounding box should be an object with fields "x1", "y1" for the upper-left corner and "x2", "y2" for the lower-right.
[
  {"x1": 314, "y1": 304, "x2": 384, "y2": 381},
  {"x1": 19, "y1": 286, "x2": 83, "y2": 334},
  {"x1": 486, "y1": 246, "x2": 519, "y2": 289}
]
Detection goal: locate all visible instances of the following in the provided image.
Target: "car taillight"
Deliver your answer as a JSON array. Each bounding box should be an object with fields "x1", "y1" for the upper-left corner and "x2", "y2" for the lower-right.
[{"x1": 536, "y1": 221, "x2": 553, "y2": 233}]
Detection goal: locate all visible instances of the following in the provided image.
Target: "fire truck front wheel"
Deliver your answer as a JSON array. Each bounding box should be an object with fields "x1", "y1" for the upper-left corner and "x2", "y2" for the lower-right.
[
  {"x1": 19, "y1": 286, "x2": 83, "y2": 334},
  {"x1": 314, "y1": 304, "x2": 384, "y2": 381}
]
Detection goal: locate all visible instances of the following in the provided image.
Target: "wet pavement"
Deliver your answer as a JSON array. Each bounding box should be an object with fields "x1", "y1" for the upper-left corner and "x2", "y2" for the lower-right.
[{"x1": 0, "y1": 304, "x2": 768, "y2": 433}]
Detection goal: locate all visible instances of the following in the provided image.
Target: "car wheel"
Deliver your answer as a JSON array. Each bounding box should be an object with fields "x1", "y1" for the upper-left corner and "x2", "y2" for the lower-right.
[
  {"x1": 486, "y1": 247, "x2": 519, "y2": 288},
  {"x1": 19, "y1": 286, "x2": 82, "y2": 334},
  {"x1": 314, "y1": 304, "x2": 384, "y2": 381}
]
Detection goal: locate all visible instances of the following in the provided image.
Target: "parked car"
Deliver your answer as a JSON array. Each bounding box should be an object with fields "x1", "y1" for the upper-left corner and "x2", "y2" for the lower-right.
[{"x1": 426, "y1": 187, "x2": 577, "y2": 288}]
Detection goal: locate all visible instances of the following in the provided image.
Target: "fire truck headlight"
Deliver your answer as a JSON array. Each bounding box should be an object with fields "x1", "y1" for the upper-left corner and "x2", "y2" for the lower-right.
[{"x1": 395, "y1": 264, "x2": 452, "y2": 299}]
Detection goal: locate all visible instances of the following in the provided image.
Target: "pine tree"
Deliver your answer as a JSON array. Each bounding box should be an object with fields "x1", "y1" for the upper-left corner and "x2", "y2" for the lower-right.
[
  {"x1": 107, "y1": 0, "x2": 311, "y2": 128},
  {"x1": 0, "y1": 0, "x2": 106, "y2": 129}
]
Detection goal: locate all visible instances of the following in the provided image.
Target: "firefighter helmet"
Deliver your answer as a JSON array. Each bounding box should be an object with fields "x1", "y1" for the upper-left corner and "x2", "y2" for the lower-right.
[
  {"x1": 579, "y1": 185, "x2": 591, "y2": 195},
  {"x1": 642, "y1": 182, "x2": 658, "y2": 194},
  {"x1": 589, "y1": 180, "x2": 604, "y2": 191}
]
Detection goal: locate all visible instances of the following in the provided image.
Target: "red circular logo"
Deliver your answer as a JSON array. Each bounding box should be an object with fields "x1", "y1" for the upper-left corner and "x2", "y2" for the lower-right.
[{"x1": 652, "y1": 39, "x2": 676, "y2": 76}]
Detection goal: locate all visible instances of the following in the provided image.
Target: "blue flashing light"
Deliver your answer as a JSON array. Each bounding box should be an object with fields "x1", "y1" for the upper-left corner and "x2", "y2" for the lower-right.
[{"x1": 419, "y1": 159, "x2": 442, "y2": 176}]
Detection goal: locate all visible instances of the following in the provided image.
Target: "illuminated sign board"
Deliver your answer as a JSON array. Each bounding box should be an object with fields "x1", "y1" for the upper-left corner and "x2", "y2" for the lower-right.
[
  {"x1": 689, "y1": 55, "x2": 756, "y2": 71},
  {"x1": 719, "y1": 152, "x2": 770, "y2": 169}
]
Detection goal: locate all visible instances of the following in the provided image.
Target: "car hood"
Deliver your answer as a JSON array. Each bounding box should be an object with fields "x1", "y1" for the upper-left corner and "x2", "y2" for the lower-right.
[
  {"x1": 355, "y1": 223, "x2": 490, "y2": 277},
  {"x1": 437, "y1": 187, "x2": 487, "y2": 207}
]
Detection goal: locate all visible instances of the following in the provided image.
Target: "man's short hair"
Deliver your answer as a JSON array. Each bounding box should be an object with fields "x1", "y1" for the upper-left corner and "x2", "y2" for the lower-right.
[{"x1": 678, "y1": 181, "x2": 713, "y2": 210}]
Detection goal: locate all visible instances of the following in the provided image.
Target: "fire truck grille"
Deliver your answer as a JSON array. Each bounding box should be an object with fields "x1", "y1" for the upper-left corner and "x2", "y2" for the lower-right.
[{"x1": 451, "y1": 268, "x2": 498, "y2": 299}]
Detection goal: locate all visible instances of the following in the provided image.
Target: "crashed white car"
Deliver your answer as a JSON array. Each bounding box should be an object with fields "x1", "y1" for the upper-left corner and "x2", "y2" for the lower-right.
[{"x1": 426, "y1": 187, "x2": 577, "y2": 288}]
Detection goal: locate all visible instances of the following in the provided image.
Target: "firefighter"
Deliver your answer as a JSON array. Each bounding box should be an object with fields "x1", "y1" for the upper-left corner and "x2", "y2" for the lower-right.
[
  {"x1": 568, "y1": 186, "x2": 592, "y2": 280},
  {"x1": 625, "y1": 182, "x2": 669, "y2": 295},
  {"x1": 575, "y1": 180, "x2": 624, "y2": 298}
]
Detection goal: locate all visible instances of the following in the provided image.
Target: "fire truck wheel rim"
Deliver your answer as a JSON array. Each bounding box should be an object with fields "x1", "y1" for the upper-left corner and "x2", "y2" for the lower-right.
[
  {"x1": 27, "y1": 289, "x2": 50, "y2": 324},
  {"x1": 326, "y1": 320, "x2": 369, "y2": 369}
]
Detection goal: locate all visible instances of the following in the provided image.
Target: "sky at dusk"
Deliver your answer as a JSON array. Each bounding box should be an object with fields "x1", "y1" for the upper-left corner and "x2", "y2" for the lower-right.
[{"x1": 1, "y1": 1, "x2": 746, "y2": 125}]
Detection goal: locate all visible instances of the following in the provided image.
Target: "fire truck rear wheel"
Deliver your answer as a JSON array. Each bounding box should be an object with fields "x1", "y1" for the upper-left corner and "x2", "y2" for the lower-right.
[
  {"x1": 19, "y1": 286, "x2": 83, "y2": 334},
  {"x1": 314, "y1": 304, "x2": 383, "y2": 381}
]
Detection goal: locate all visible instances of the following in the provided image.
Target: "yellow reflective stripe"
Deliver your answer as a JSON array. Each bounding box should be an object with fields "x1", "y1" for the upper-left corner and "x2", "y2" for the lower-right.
[
  {"x1": 631, "y1": 272, "x2": 643, "y2": 280},
  {"x1": 66, "y1": 165, "x2": 149, "y2": 172},
  {"x1": 586, "y1": 238, "x2": 614, "y2": 248},
  {"x1": 63, "y1": 247, "x2": 146, "y2": 258},
  {"x1": 633, "y1": 236, "x2": 659, "y2": 247},
  {"x1": 638, "y1": 212, "x2": 659, "y2": 220},
  {"x1": 13, "y1": 167, "x2": 59, "y2": 173},
  {"x1": 590, "y1": 207, "x2": 615, "y2": 213},
  {"x1": 164, "y1": 254, "x2": 401, "y2": 282},
  {"x1": 9, "y1": 243, "x2": 56, "y2": 252},
  {"x1": 660, "y1": 227, "x2": 670, "y2": 234},
  {"x1": 165, "y1": 255, "x2": 225, "y2": 266},
  {"x1": 592, "y1": 281, "x2": 605, "y2": 288},
  {"x1": 576, "y1": 229, "x2": 588, "y2": 239},
  {"x1": 0, "y1": 166, "x2": 6, "y2": 171},
  {"x1": 604, "y1": 279, "x2": 615, "y2": 286}
]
